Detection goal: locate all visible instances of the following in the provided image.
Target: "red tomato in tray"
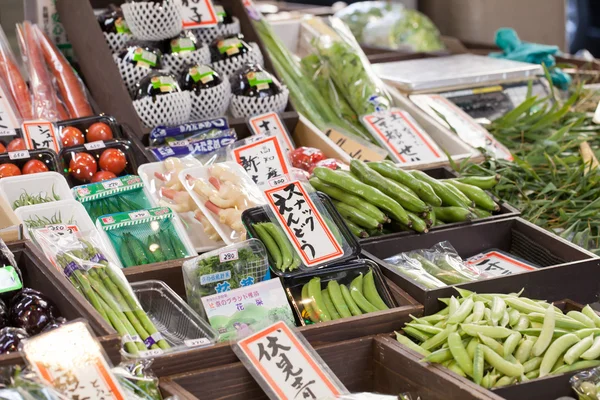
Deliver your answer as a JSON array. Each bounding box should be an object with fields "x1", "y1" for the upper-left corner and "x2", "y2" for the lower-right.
[
  {"x1": 99, "y1": 148, "x2": 126, "y2": 174},
  {"x1": 7, "y1": 138, "x2": 26, "y2": 152},
  {"x1": 87, "y1": 122, "x2": 113, "y2": 142},
  {"x1": 61, "y1": 126, "x2": 85, "y2": 147},
  {"x1": 91, "y1": 171, "x2": 117, "y2": 182},
  {"x1": 290, "y1": 147, "x2": 326, "y2": 172},
  {"x1": 69, "y1": 152, "x2": 97, "y2": 181},
  {"x1": 0, "y1": 163, "x2": 21, "y2": 178},
  {"x1": 22, "y1": 159, "x2": 49, "y2": 174},
  {"x1": 309, "y1": 158, "x2": 346, "y2": 173},
  {"x1": 0, "y1": 143, "x2": 6, "y2": 153}
]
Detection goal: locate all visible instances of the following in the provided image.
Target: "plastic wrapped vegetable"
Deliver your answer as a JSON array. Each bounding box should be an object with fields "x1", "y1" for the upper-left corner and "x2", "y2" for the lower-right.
[
  {"x1": 572, "y1": 368, "x2": 600, "y2": 400},
  {"x1": 112, "y1": 361, "x2": 164, "y2": 400},
  {"x1": 0, "y1": 25, "x2": 32, "y2": 120},
  {"x1": 0, "y1": 366, "x2": 68, "y2": 399}
]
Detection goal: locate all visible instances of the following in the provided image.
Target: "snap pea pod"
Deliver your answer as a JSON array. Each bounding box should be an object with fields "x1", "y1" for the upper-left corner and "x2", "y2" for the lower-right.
[
  {"x1": 423, "y1": 347, "x2": 453, "y2": 363},
  {"x1": 532, "y1": 305, "x2": 556, "y2": 357},
  {"x1": 254, "y1": 223, "x2": 282, "y2": 270},
  {"x1": 473, "y1": 344, "x2": 484, "y2": 385},
  {"x1": 477, "y1": 333, "x2": 504, "y2": 356},
  {"x1": 481, "y1": 345, "x2": 524, "y2": 377},
  {"x1": 340, "y1": 284, "x2": 362, "y2": 316},
  {"x1": 539, "y1": 333, "x2": 580, "y2": 377},
  {"x1": 503, "y1": 332, "x2": 522, "y2": 358},
  {"x1": 448, "y1": 332, "x2": 473, "y2": 377},
  {"x1": 567, "y1": 311, "x2": 596, "y2": 328},
  {"x1": 404, "y1": 326, "x2": 431, "y2": 342},
  {"x1": 328, "y1": 280, "x2": 352, "y2": 318},
  {"x1": 367, "y1": 162, "x2": 442, "y2": 206},
  {"x1": 363, "y1": 269, "x2": 388, "y2": 311},
  {"x1": 564, "y1": 334, "x2": 594, "y2": 365},
  {"x1": 322, "y1": 289, "x2": 341, "y2": 320},
  {"x1": 528, "y1": 312, "x2": 587, "y2": 330},
  {"x1": 307, "y1": 278, "x2": 331, "y2": 322},
  {"x1": 466, "y1": 337, "x2": 479, "y2": 359},
  {"x1": 582, "y1": 305, "x2": 600, "y2": 328},
  {"x1": 515, "y1": 338, "x2": 535, "y2": 363},
  {"x1": 553, "y1": 360, "x2": 600, "y2": 374},
  {"x1": 581, "y1": 336, "x2": 600, "y2": 360},
  {"x1": 395, "y1": 332, "x2": 431, "y2": 357},
  {"x1": 301, "y1": 284, "x2": 319, "y2": 323},
  {"x1": 262, "y1": 223, "x2": 293, "y2": 271},
  {"x1": 421, "y1": 324, "x2": 457, "y2": 351},
  {"x1": 349, "y1": 275, "x2": 379, "y2": 313}
]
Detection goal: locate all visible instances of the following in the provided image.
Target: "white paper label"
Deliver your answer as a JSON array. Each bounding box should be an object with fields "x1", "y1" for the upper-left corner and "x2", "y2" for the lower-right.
[
  {"x1": 84, "y1": 140, "x2": 106, "y2": 151},
  {"x1": 177, "y1": 0, "x2": 218, "y2": 29},
  {"x1": 265, "y1": 181, "x2": 343, "y2": 267},
  {"x1": 102, "y1": 179, "x2": 124, "y2": 190},
  {"x1": 410, "y1": 94, "x2": 513, "y2": 160},
  {"x1": 0, "y1": 85, "x2": 19, "y2": 136},
  {"x1": 466, "y1": 251, "x2": 537, "y2": 277},
  {"x1": 128, "y1": 210, "x2": 150, "y2": 220},
  {"x1": 233, "y1": 136, "x2": 290, "y2": 190},
  {"x1": 185, "y1": 338, "x2": 211, "y2": 347},
  {"x1": 236, "y1": 321, "x2": 346, "y2": 400},
  {"x1": 248, "y1": 113, "x2": 294, "y2": 154},
  {"x1": 21, "y1": 120, "x2": 60, "y2": 152},
  {"x1": 219, "y1": 249, "x2": 239, "y2": 263},
  {"x1": 139, "y1": 349, "x2": 164, "y2": 358},
  {"x1": 8, "y1": 150, "x2": 29, "y2": 160},
  {"x1": 362, "y1": 108, "x2": 445, "y2": 164},
  {"x1": 35, "y1": 225, "x2": 80, "y2": 243}
]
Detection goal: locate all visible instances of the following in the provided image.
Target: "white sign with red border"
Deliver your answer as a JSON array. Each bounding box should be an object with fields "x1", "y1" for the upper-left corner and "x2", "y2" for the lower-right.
[
  {"x1": 235, "y1": 321, "x2": 346, "y2": 400},
  {"x1": 233, "y1": 136, "x2": 291, "y2": 190},
  {"x1": 248, "y1": 113, "x2": 294, "y2": 154},
  {"x1": 362, "y1": 108, "x2": 444, "y2": 164},
  {"x1": 177, "y1": 0, "x2": 218, "y2": 29},
  {"x1": 21, "y1": 120, "x2": 60, "y2": 152},
  {"x1": 264, "y1": 181, "x2": 343, "y2": 267},
  {"x1": 0, "y1": 84, "x2": 20, "y2": 136},
  {"x1": 466, "y1": 250, "x2": 537, "y2": 277}
]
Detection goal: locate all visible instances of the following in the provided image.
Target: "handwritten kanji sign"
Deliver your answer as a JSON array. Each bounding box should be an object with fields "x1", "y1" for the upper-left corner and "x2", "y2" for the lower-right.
[
  {"x1": 248, "y1": 113, "x2": 294, "y2": 154},
  {"x1": 362, "y1": 109, "x2": 444, "y2": 164},
  {"x1": 410, "y1": 94, "x2": 513, "y2": 160},
  {"x1": 22, "y1": 321, "x2": 126, "y2": 400},
  {"x1": 177, "y1": 0, "x2": 218, "y2": 29},
  {"x1": 235, "y1": 321, "x2": 346, "y2": 400},
  {"x1": 0, "y1": 84, "x2": 19, "y2": 136},
  {"x1": 466, "y1": 250, "x2": 537, "y2": 277},
  {"x1": 324, "y1": 127, "x2": 387, "y2": 162},
  {"x1": 265, "y1": 181, "x2": 343, "y2": 267},
  {"x1": 21, "y1": 120, "x2": 60, "y2": 152},
  {"x1": 233, "y1": 136, "x2": 290, "y2": 190}
]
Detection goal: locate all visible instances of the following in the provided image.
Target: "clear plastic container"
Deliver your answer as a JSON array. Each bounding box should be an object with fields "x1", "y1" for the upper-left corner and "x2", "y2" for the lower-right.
[
  {"x1": 56, "y1": 115, "x2": 121, "y2": 150},
  {"x1": 138, "y1": 158, "x2": 224, "y2": 252},
  {"x1": 15, "y1": 199, "x2": 96, "y2": 239},
  {"x1": 182, "y1": 238, "x2": 270, "y2": 318},
  {"x1": 129, "y1": 280, "x2": 218, "y2": 359},
  {"x1": 0, "y1": 148, "x2": 61, "y2": 175},
  {"x1": 180, "y1": 161, "x2": 265, "y2": 244},
  {"x1": 0, "y1": 171, "x2": 73, "y2": 210}
]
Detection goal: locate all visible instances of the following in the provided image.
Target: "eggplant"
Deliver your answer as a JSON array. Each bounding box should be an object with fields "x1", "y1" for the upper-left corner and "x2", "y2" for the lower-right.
[
  {"x1": 179, "y1": 64, "x2": 222, "y2": 92},
  {"x1": 98, "y1": 8, "x2": 130, "y2": 34},
  {"x1": 118, "y1": 41, "x2": 163, "y2": 69},
  {"x1": 0, "y1": 327, "x2": 28, "y2": 354},
  {"x1": 210, "y1": 34, "x2": 250, "y2": 62},
  {"x1": 166, "y1": 30, "x2": 198, "y2": 55},
  {"x1": 231, "y1": 64, "x2": 283, "y2": 98},
  {"x1": 41, "y1": 317, "x2": 68, "y2": 333},
  {"x1": 134, "y1": 71, "x2": 181, "y2": 101},
  {"x1": 9, "y1": 288, "x2": 59, "y2": 335}
]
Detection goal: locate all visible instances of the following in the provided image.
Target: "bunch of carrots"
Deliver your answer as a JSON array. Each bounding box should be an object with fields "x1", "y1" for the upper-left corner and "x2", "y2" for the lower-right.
[{"x1": 0, "y1": 21, "x2": 92, "y2": 122}]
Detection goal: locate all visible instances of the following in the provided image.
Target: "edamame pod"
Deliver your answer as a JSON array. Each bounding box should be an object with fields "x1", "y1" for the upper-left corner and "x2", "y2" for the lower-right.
[
  {"x1": 395, "y1": 332, "x2": 430, "y2": 357},
  {"x1": 327, "y1": 280, "x2": 352, "y2": 318},
  {"x1": 367, "y1": 162, "x2": 442, "y2": 206},
  {"x1": 454, "y1": 175, "x2": 500, "y2": 190},
  {"x1": 481, "y1": 345, "x2": 524, "y2": 377},
  {"x1": 301, "y1": 284, "x2": 319, "y2": 323},
  {"x1": 340, "y1": 284, "x2": 362, "y2": 316},
  {"x1": 532, "y1": 304, "x2": 555, "y2": 357},
  {"x1": 448, "y1": 332, "x2": 473, "y2": 377},
  {"x1": 503, "y1": 332, "x2": 522, "y2": 358},
  {"x1": 446, "y1": 180, "x2": 499, "y2": 211},
  {"x1": 363, "y1": 270, "x2": 389, "y2": 311},
  {"x1": 334, "y1": 200, "x2": 381, "y2": 230},
  {"x1": 564, "y1": 334, "x2": 594, "y2": 365},
  {"x1": 350, "y1": 275, "x2": 379, "y2": 313},
  {"x1": 322, "y1": 289, "x2": 341, "y2": 320},
  {"x1": 411, "y1": 170, "x2": 470, "y2": 207},
  {"x1": 473, "y1": 344, "x2": 484, "y2": 385},
  {"x1": 539, "y1": 334, "x2": 580, "y2": 377},
  {"x1": 432, "y1": 206, "x2": 476, "y2": 223},
  {"x1": 254, "y1": 224, "x2": 282, "y2": 270},
  {"x1": 307, "y1": 278, "x2": 331, "y2": 322}
]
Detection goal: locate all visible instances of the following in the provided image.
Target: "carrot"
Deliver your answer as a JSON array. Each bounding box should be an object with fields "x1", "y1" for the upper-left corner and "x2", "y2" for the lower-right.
[
  {"x1": 0, "y1": 26, "x2": 32, "y2": 119},
  {"x1": 36, "y1": 26, "x2": 92, "y2": 119}
]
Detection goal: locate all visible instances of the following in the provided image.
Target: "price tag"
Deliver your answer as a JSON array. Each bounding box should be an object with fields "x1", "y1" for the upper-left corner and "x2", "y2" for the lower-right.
[
  {"x1": 138, "y1": 349, "x2": 164, "y2": 358},
  {"x1": 21, "y1": 120, "x2": 60, "y2": 152},
  {"x1": 102, "y1": 178, "x2": 124, "y2": 190},
  {"x1": 0, "y1": 266, "x2": 22, "y2": 293},
  {"x1": 410, "y1": 94, "x2": 513, "y2": 160},
  {"x1": 185, "y1": 338, "x2": 211, "y2": 347},
  {"x1": 362, "y1": 109, "x2": 445, "y2": 164},
  {"x1": 84, "y1": 141, "x2": 106, "y2": 151},
  {"x1": 235, "y1": 321, "x2": 346, "y2": 400},
  {"x1": 466, "y1": 250, "x2": 537, "y2": 277},
  {"x1": 34, "y1": 225, "x2": 80, "y2": 242},
  {"x1": 233, "y1": 136, "x2": 290, "y2": 190},
  {"x1": 8, "y1": 150, "x2": 30, "y2": 160},
  {"x1": 0, "y1": 85, "x2": 20, "y2": 136},
  {"x1": 219, "y1": 249, "x2": 239, "y2": 263},
  {"x1": 324, "y1": 127, "x2": 387, "y2": 162},
  {"x1": 177, "y1": 0, "x2": 218, "y2": 29},
  {"x1": 22, "y1": 322, "x2": 127, "y2": 400},
  {"x1": 128, "y1": 210, "x2": 150, "y2": 220},
  {"x1": 248, "y1": 113, "x2": 294, "y2": 154},
  {"x1": 265, "y1": 181, "x2": 343, "y2": 267}
]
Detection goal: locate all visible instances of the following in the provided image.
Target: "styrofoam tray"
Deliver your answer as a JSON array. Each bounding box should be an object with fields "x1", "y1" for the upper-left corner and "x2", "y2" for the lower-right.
[
  {"x1": 15, "y1": 199, "x2": 96, "y2": 240},
  {"x1": 138, "y1": 159, "x2": 223, "y2": 252},
  {"x1": 180, "y1": 162, "x2": 265, "y2": 245},
  {"x1": 0, "y1": 172, "x2": 73, "y2": 210}
]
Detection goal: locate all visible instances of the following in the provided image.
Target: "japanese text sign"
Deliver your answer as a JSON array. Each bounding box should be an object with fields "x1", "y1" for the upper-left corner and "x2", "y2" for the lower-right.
[
  {"x1": 248, "y1": 113, "x2": 294, "y2": 154},
  {"x1": 21, "y1": 120, "x2": 60, "y2": 152},
  {"x1": 233, "y1": 136, "x2": 290, "y2": 190},
  {"x1": 466, "y1": 250, "x2": 537, "y2": 277},
  {"x1": 22, "y1": 321, "x2": 126, "y2": 400},
  {"x1": 0, "y1": 84, "x2": 19, "y2": 136},
  {"x1": 362, "y1": 109, "x2": 444, "y2": 164},
  {"x1": 265, "y1": 181, "x2": 343, "y2": 267},
  {"x1": 177, "y1": 0, "x2": 218, "y2": 29},
  {"x1": 235, "y1": 321, "x2": 346, "y2": 400},
  {"x1": 324, "y1": 127, "x2": 387, "y2": 162}
]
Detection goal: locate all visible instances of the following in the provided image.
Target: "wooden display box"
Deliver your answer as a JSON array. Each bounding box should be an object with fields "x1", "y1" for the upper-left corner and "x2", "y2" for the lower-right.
[
  {"x1": 159, "y1": 335, "x2": 501, "y2": 400},
  {"x1": 362, "y1": 217, "x2": 598, "y2": 313},
  {"x1": 0, "y1": 241, "x2": 121, "y2": 365},
  {"x1": 123, "y1": 257, "x2": 423, "y2": 376}
]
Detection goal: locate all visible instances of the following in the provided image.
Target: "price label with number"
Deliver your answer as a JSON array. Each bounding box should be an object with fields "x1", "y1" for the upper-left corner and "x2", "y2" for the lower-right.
[
  {"x1": 35, "y1": 225, "x2": 80, "y2": 242},
  {"x1": 139, "y1": 349, "x2": 164, "y2": 358},
  {"x1": 8, "y1": 150, "x2": 30, "y2": 160},
  {"x1": 128, "y1": 210, "x2": 150, "y2": 220},
  {"x1": 233, "y1": 136, "x2": 290, "y2": 190},
  {"x1": 185, "y1": 338, "x2": 211, "y2": 347},
  {"x1": 177, "y1": 0, "x2": 218, "y2": 29},
  {"x1": 219, "y1": 249, "x2": 239, "y2": 263},
  {"x1": 0, "y1": 84, "x2": 19, "y2": 136},
  {"x1": 248, "y1": 113, "x2": 294, "y2": 154},
  {"x1": 265, "y1": 181, "x2": 343, "y2": 267},
  {"x1": 362, "y1": 109, "x2": 444, "y2": 164},
  {"x1": 84, "y1": 141, "x2": 106, "y2": 151},
  {"x1": 466, "y1": 250, "x2": 537, "y2": 277},
  {"x1": 102, "y1": 178, "x2": 124, "y2": 190},
  {"x1": 21, "y1": 120, "x2": 60, "y2": 152}
]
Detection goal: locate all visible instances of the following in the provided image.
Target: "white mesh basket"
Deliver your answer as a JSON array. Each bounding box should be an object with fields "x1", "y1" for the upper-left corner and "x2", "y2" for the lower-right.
[
  {"x1": 229, "y1": 86, "x2": 289, "y2": 119},
  {"x1": 133, "y1": 91, "x2": 192, "y2": 128},
  {"x1": 192, "y1": 17, "x2": 241, "y2": 45},
  {"x1": 210, "y1": 43, "x2": 264, "y2": 78},
  {"x1": 112, "y1": 53, "x2": 156, "y2": 95},
  {"x1": 104, "y1": 32, "x2": 133, "y2": 53},
  {"x1": 122, "y1": 1, "x2": 183, "y2": 41},
  {"x1": 162, "y1": 46, "x2": 211, "y2": 77},
  {"x1": 189, "y1": 79, "x2": 232, "y2": 120}
]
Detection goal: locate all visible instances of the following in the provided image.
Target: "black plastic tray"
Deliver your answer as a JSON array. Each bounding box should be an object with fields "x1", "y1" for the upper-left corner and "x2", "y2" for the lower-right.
[
  {"x1": 282, "y1": 259, "x2": 396, "y2": 326},
  {"x1": 362, "y1": 217, "x2": 598, "y2": 314},
  {"x1": 242, "y1": 192, "x2": 361, "y2": 278},
  {"x1": 59, "y1": 138, "x2": 138, "y2": 187},
  {"x1": 0, "y1": 149, "x2": 61, "y2": 176},
  {"x1": 56, "y1": 115, "x2": 122, "y2": 149}
]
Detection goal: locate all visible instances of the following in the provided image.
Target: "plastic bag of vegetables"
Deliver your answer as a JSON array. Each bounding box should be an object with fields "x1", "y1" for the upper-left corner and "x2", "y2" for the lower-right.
[{"x1": 335, "y1": 2, "x2": 444, "y2": 52}]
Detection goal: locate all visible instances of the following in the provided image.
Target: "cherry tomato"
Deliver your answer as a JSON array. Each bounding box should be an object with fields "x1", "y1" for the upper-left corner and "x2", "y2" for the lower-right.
[
  {"x1": 86, "y1": 122, "x2": 113, "y2": 142},
  {"x1": 91, "y1": 171, "x2": 117, "y2": 182},
  {"x1": 7, "y1": 138, "x2": 26, "y2": 152},
  {"x1": 61, "y1": 126, "x2": 85, "y2": 147},
  {"x1": 309, "y1": 158, "x2": 347, "y2": 174},
  {"x1": 0, "y1": 163, "x2": 21, "y2": 178},
  {"x1": 99, "y1": 148, "x2": 127, "y2": 174},
  {"x1": 69, "y1": 152, "x2": 97, "y2": 181},
  {"x1": 0, "y1": 143, "x2": 6, "y2": 153},
  {"x1": 22, "y1": 159, "x2": 49, "y2": 174},
  {"x1": 290, "y1": 147, "x2": 326, "y2": 172}
]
